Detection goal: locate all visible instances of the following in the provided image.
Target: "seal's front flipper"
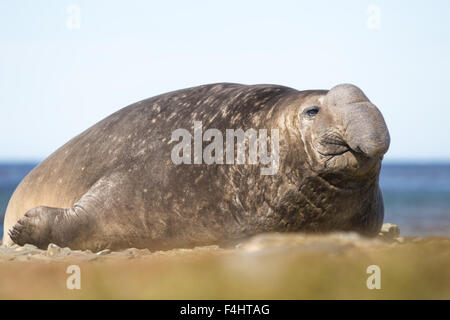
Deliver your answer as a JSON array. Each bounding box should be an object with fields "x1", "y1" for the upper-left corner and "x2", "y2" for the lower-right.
[
  {"x1": 9, "y1": 171, "x2": 137, "y2": 251},
  {"x1": 9, "y1": 205, "x2": 93, "y2": 250}
]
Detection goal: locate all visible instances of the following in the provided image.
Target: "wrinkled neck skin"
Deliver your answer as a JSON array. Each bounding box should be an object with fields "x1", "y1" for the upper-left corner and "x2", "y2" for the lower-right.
[{"x1": 272, "y1": 86, "x2": 389, "y2": 236}]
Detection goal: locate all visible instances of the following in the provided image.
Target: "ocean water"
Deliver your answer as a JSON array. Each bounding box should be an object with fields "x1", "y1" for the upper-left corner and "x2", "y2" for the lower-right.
[
  {"x1": 0, "y1": 163, "x2": 449, "y2": 238},
  {"x1": 380, "y1": 164, "x2": 450, "y2": 237}
]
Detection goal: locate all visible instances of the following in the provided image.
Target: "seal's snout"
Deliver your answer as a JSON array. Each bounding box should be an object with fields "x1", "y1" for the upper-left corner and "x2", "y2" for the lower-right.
[
  {"x1": 343, "y1": 102, "x2": 390, "y2": 159},
  {"x1": 325, "y1": 84, "x2": 390, "y2": 160}
]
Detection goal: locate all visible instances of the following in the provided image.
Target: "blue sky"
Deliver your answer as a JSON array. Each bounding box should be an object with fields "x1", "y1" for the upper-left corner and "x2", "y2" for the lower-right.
[{"x1": 0, "y1": 0, "x2": 449, "y2": 162}]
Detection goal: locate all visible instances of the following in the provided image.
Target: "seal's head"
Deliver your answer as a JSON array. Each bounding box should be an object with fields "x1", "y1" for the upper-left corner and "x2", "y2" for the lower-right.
[{"x1": 298, "y1": 84, "x2": 390, "y2": 177}]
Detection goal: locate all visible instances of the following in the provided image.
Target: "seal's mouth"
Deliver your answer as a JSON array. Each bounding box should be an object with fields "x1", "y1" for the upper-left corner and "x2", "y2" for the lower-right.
[
  {"x1": 314, "y1": 132, "x2": 382, "y2": 175},
  {"x1": 316, "y1": 133, "x2": 350, "y2": 157}
]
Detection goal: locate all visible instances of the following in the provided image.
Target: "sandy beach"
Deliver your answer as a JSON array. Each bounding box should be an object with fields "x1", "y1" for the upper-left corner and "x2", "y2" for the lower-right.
[{"x1": 1, "y1": 224, "x2": 449, "y2": 299}]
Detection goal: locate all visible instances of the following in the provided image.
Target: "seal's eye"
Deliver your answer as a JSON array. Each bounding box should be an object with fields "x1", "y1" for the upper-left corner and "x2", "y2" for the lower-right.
[{"x1": 305, "y1": 106, "x2": 320, "y2": 117}]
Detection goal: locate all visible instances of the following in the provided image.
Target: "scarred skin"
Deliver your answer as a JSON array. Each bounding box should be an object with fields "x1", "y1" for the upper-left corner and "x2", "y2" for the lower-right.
[{"x1": 3, "y1": 83, "x2": 390, "y2": 251}]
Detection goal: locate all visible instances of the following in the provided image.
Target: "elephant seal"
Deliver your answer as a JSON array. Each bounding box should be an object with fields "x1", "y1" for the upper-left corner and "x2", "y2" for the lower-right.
[{"x1": 3, "y1": 83, "x2": 390, "y2": 251}]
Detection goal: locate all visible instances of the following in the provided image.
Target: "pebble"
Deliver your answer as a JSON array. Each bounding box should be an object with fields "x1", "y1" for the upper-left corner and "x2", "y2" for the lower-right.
[
  {"x1": 379, "y1": 223, "x2": 401, "y2": 240},
  {"x1": 96, "y1": 249, "x2": 111, "y2": 256},
  {"x1": 47, "y1": 243, "x2": 62, "y2": 257}
]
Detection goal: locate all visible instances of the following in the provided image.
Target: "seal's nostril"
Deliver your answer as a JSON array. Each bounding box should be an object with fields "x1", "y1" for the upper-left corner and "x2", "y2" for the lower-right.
[{"x1": 354, "y1": 144, "x2": 388, "y2": 159}]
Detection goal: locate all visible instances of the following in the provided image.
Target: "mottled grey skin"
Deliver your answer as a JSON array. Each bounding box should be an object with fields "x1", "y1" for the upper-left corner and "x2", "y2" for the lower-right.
[{"x1": 3, "y1": 83, "x2": 390, "y2": 251}]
